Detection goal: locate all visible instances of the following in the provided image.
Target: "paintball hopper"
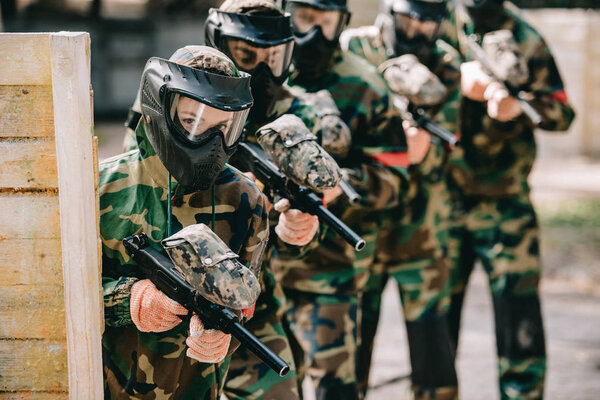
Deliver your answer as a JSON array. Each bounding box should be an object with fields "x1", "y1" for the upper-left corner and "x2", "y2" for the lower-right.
[
  {"x1": 378, "y1": 54, "x2": 447, "y2": 106},
  {"x1": 256, "y1": 114, "x2": 342, "y2": 191},
  {"x1": 161, "y1": 224, "x2": 260, "y2": 310},
  {"x1": 482, "y1": 29, "x2": 529, "y2": 87},
  {"x1": 301, "y1": 90, "x2": 352, "y2": 159}
]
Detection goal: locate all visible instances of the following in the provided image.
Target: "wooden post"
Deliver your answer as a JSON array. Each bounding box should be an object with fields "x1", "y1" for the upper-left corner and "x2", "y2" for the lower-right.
[{"x1": 0, "y1": 32, "x2": 102, "y2": 398}]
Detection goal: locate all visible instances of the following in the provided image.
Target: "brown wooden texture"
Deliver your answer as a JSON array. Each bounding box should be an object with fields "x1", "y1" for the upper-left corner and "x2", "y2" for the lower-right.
[
  {"x1": 50, "y1": 32, "x2": 104, "y2": 399},
  {"x1": 0, "y1": 32, "x2": 99, "y2": 398},
  {"x1": 0, "y1": 138, "x2": 58, "y2": 189},
  {"x1": 0, "y1": 393, "x2": 66, "y2": 400},
  {"x1": 0, "y1": 34, "x2": 52, "y2": 86},
  {"x1": 0, "y1": 340, "x2": 68, "y2": 392},
  {"x1": 0, "y1": 85, "x2": 54, "y2": 137}
]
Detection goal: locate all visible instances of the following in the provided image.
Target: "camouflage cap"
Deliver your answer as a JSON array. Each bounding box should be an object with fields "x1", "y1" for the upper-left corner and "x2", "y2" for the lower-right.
[
  {"x1": 161, "y1": 224, "x2": 260, "y2": 310},
  {"x1": 378, "y1": 54, "x2": 447, "y2": 106},
  {"x1": 256, "y1": 114, "x2": 342, "y2": 191},
  {"x1": 301, "y1": 90, "x2": 352, "y2": 159},
  {"x1": 219, "y1": 0, "x2": 282, "y2": 13},
  {"x1": 169, "y1": 45, "x2": 240, "y2": 77},
  {"x1": 482, "y1": 29, "x2": 529, "y2": 87}
]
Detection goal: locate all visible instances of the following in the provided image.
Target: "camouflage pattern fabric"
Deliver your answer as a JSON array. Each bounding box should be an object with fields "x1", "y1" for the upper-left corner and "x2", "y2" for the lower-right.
[
  {"x1": 378, "y1": 54, "x2": 448, "y2": 106},
  {"x1": 301, "y1": 89, "x2": 352, "y2": 159},
  {"x1": 446, "y1": 192, "x2": 546, "y2": 400},
  {"x1": 256, "y1": 114, "x2": 342, "y2": 191},
  {"x1": 442, "y1": 4, "x2": 576, "y2": 399},
  {"x1": 481, "y1": 29, "x2": 529, "y2": 87},
  {"x1": 162, "y1": 223, "x2": 261, "y2": 310},
  {"x1": 101, "y1": 121, "x2": 269, "y2": 399},
  {"x1": 223, "y1": 84, "x2": 328, "y2": 400},
  {"x1": 342, "y1": 23, "x2": 462, "y2": 399},
  {"x1": 268, "y1": 49, "x2": 409, "y2": 397}
]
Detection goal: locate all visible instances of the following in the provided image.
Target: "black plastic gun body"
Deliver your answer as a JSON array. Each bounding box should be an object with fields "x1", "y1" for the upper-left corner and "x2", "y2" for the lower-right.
[
  {"x1": 231, "y1": 141, "x2": 366, "y2": 251},
  {"x1": 122, "y1": 234, "x2": 290, "y2": 377},
  {"x1": 392, "y1": 94, "x2": 460, "y2": 147}
]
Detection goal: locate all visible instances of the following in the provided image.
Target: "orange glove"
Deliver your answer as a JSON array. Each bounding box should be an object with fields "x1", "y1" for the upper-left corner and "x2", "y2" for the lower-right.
[
  {"x1": 404, "y1": 120, "x2": 431, "y2": 165},
  {"x1": 460, "y1": 61, "x2": 493, "y2": 101},
  {"x1": 274, "y1": 198, "x2": 319, "y2": 246},
  {"x1": 130, "y1": 279, "x2": 188, "y2": 332},
  {"x1": 484, "y1": 82, "x2": 522, "y2": 122},
  {"x1": 186, "y1": 314, "x2": 232, "y2": 363}
]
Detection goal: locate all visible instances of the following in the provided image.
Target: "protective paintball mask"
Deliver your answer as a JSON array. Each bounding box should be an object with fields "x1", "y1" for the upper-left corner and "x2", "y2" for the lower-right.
[
  {"x1": 205, "y1": 9, "x2": 294, "y2": 122},
  {"x1": 285, "y1": 1, "x2": 351, "y2": 84},
  {"x1": 139, "y1": 57, "x2": 253, "y2": 191},
  {"x1": 381, "y1": 0, "x2": 446, "y2": 64},
  {"x1": 461, "y1": 0, "x2": 505, "y2": 30}
]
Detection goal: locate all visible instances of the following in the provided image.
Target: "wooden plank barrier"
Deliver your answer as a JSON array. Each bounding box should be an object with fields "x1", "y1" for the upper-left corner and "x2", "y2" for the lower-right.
[{"x1": 0, "y1": 32, "x2": 103, "y2": 399}]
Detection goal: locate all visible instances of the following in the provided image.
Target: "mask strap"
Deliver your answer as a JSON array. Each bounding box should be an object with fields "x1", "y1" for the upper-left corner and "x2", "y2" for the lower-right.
[
  {"x1": 211, "y1": 184, "x2": 216, "y2": 232},
  {"x1": 167, "y1": 172, "x2": 173, "y2": 237}
]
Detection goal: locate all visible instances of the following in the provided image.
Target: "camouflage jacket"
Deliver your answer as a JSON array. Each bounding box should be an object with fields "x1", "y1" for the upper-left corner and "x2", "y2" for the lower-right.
[
  {"x1": 443, "y1": 4, "x2": 576, "y2": 198},
  {"x1": 340, "y1": 24, "x2": 462, "y2": 135},
  {"x1": 270, "y1": 49, "x2": 408, "y2": 295},
  {"x1": 101, "y1": 122, "x2": 269, "y2": 398}
]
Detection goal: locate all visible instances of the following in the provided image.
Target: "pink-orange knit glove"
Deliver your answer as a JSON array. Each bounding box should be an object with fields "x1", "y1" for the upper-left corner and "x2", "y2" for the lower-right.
[
  {"x1": 130, "y1": 279, "x2": 188, "y2": 332},
  {"x1": 186, "y1": 315, "x2": 231, "y2": 363}
]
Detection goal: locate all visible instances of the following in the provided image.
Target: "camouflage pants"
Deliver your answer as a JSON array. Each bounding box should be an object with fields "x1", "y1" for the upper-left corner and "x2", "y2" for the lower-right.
[
  {"x1": 447, "y1": 192, "x2": 546, "y2": 400},
  {"x1": 283, "y1": 289, "x2": 361, "y2": 400},
  {"x1": 356, "y1": 173, "x2": 458, "y2": 400},
  {"x1": 224, "y1": 263, "x2": 299, "y2": 400},
  {"x1": 103, "y1": 329, "x2": 231, "y2": 400}
]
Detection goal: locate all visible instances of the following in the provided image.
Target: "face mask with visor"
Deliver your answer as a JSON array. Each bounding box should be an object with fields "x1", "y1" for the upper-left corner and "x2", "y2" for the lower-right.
[
  {"x1": 285, "y1": 1, "x2": 351, "y2": 84},
  {"x1": 205, "y1": 9, "x2": 295, "y2": 121},
  {"x1": 139, "y1": 57, "x2": 253, "y2": 190}
]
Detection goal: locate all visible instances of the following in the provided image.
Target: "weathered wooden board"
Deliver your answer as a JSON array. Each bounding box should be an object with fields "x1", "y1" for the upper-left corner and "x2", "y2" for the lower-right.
[
  {"x1": 0, "y1": 393, "x2": 66, "y2": 400},
  {"x1": 0, "y1": 340, "x2": 68, "y2": 392},
  {"x1": 0, "y1": 284, "x2": 66, "y2": 340},
  {"x1": 0, "y1": 85, "x2": 54, "y2": 137},
  {"x1": 0, "y1": 239, "x2": 62, "y2": 286},
  {"x1": 50, "y1": 32, "x2": 104, "y2": 399},
  {"x1": 0, "y1": 193, "x2": 60, "y2": 240},
  {"x1": 0, "y1": 34, "x2": 52, "y2": 86},
  {"x1": 0, "y1": 32, "x2": 102, "y2": 399},
  {"x1": 0, "y1": 138, "x2": 58, "y2": 189}
]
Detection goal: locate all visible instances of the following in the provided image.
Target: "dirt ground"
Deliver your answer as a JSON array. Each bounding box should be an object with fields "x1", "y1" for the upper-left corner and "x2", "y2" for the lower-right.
[{"x1": 96, "y1": 123, "x2": 600, "y2": 400}]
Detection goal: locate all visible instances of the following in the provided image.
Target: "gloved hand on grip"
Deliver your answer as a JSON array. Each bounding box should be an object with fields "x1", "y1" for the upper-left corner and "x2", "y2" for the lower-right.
[
  {"x1": 460, "y1": 61, "x2": 493, "y2": 101},
  {"x1": 130, "y1": 279, "x2": 188, "y2": 332},
  {"x1": 274, "y1": 198, "x2": 319, "y2": 246},
  {"x1": 186, "y1": 314, "x2": 231, "y2": 363},
  {"x1": 484, "y1": 82, "x2": 523, "y2": 122}
]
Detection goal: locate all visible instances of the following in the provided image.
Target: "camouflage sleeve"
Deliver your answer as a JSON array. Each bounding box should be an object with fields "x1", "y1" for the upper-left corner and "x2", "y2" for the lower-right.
[
  {"x1": 122, "y1": 128, "x2": 138, "y2": 153},
  {"x1": 103, "y1": 275, "x2": 138, "y2": 328},
  {"x1": 237, "y1": 189, "x2": 270, "y2": 278},
  {"x1": 430, "y1": 40, "x2": 462, "y2": 134},
  {"x1": 523, "y1": 34, "x2": 575, "y2": 132},
  {"x1": 344, "y1": 163, "x2": 403, "y2": 211}
]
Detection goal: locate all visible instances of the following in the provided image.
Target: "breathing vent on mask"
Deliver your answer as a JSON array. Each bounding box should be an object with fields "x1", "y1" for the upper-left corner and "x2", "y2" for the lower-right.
[{"x1": 142, "y1": 78, "x2": 163, "y2": 114}]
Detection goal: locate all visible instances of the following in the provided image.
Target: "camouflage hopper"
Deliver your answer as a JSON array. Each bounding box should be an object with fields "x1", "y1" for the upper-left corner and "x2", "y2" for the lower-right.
[
  {"x1": 378, "y1": 54, "x2": 447, "y2": 106},
  {"x1": 162, "y1": 224, "x2": 261, "y2": 310},
  {"x1": 482, "y1": 29, "x2": 529, "y2": 87},
  {"x1": 301, "y1": 90, "x2": 352, "y2": 159},
  {"x1": 256, "y1": 114, "x2": 342, "y2": 191}
]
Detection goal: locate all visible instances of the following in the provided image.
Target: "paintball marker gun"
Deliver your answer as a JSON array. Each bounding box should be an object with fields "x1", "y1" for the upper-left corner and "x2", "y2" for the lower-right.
[
  {"x1": 123, "y1": 234, "x2": 290, "y2": 377},
  {"x1": 232, "y1": 141, "x2": 366, "y2": 251}
]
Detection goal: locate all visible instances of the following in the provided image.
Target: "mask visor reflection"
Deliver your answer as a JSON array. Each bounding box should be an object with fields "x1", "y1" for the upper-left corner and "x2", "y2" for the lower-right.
[
  {"x1": 227, "y1": 39, "x2": 293, "y2": 78},
  {"x1": 169, "y1": 94, "x2": 249, "y2": 147},
  {"x1": 287, "y1": 4, "x2": 344, "y2": 41},
  {"x1": 394, "y1": 14, "x2": 440, "y2": 41}
]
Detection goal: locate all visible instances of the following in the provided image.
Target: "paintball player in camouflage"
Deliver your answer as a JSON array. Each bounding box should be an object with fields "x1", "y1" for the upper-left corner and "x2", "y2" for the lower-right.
[
  {"x1": 100, "y1": 46, "x2": 280, "y2": 399},
  {"x1": 270, "y1": 0, "x2": 411, "y2": 398},
  {"x1": 203, "y1": 1, "x2": 341, "y2": 399},
  {"x1": 340, "y1": 0, "x2": 461, "y2": 398},
  {"x1": 443, "y1": 1, "x2": 576, "y2": 398}
]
